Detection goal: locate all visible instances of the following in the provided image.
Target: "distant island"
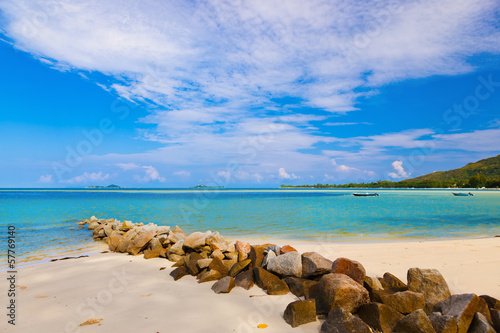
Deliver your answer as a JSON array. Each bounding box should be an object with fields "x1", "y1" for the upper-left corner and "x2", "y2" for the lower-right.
[
  {"x1": 85, "y1": 184, "x2": 123, "y2": 189},
  {"x1": 282, "y1": 154, "x2": 500, "y2": 189},
  {"x1": 188, "y1": 185, "x2": 225, "y2": 189}
]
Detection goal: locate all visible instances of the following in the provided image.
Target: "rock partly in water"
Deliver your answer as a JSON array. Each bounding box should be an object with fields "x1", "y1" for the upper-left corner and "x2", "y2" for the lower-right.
[
  {"x1": 394, "y1": 309, "x2": 437, "y2": 333},
  {"x1": 266, "y1": 251, "x2": 302, "y2": 277},
  {"x1": 321, "y1": 308, "x2": 372, "y2": 333},
  {"x1": 381, "y1": 290, "x2": 426, "y2": 314},
  {"x1": 357, "y1": 302, "x2": 404, "y2": 333},
  {"x1": 407, "y1": 268, "x2": 451, "y2": 313},
  {"x1": 211, "y1": 276, "x2": 235, "y2": 294},
  {"x1": 301, "y1": 252, "x2": 333, "y2": 279},
  {"x1": 434, "y1": 293, "x2": 480, "y2": 333},
  {"x1": 331, "y1": 257, "x2": 366, "y2": 286},
  {"x1": 308, "y1": 273, "x2": 369, "y2": 315},
  {"x1": 283, "y1": 299, "x2": 317, "y2": 328},
  {"x1": 428, "y1": 312, "x2": 458, "y2": 333}
]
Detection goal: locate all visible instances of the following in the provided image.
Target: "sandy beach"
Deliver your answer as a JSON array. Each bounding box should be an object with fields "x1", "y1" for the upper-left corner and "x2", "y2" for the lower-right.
[{"x1": 3, "y1": 236, "x2": 499, "y2": 333}]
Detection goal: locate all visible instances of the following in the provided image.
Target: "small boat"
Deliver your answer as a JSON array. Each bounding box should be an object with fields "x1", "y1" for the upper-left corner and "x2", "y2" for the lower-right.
[
  {"x1": 452, "y1": 192, "x2": 474, "y2": 196},
  {"x1": 352, "y1": 192, "x2": 379, "y2": 197}
]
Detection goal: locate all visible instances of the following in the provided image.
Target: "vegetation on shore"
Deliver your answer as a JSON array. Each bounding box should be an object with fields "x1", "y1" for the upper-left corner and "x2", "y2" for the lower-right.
[{"x1": 282, "y1": 154, "x2": 500, "y2": 189}]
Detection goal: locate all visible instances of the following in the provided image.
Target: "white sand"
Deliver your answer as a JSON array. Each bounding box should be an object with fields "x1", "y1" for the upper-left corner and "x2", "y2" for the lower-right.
[{"x1": 4, "y1": 237, "x2": 499, "y2": 332}]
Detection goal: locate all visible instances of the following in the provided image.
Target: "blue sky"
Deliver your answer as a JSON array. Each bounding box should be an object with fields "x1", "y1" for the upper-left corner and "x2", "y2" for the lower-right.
[{"x1": 1, "y1": 0, "x2": 500, "y2": 188}]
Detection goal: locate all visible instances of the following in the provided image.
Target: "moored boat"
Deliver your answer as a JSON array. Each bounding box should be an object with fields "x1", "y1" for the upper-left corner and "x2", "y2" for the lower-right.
[
  {"x1": 452, "y1": 192, "x2": 474, "y2": 196},
  {"x1": 352, "y1": 192, "x2": 379, "y2": 197}
]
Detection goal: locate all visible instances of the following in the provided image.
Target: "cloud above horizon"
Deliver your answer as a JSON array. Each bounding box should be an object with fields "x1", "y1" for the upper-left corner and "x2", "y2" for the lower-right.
[{"x1": 1, "y1": 0, "x2": 499, "y2": 185}]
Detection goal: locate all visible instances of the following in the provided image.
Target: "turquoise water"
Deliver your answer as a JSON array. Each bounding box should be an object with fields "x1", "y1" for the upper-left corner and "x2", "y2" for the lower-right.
[{"x1": 0, "y1": 189, "x2": 499, "y2": 261}]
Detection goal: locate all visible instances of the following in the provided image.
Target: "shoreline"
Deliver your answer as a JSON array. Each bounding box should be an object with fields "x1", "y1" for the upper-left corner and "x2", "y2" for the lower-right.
[{"x1": 8, "y1": 236, "x2": 500, "y2": 332}]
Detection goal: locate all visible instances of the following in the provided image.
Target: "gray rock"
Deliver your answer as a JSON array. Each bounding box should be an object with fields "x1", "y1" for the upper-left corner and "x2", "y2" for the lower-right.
[
  {"x1": 407, "y1": 268, "x2": 451, "y2": 313},
  {"x1": 428, "y1": 312, "x2": 458, "y2": 333},
  {"x1": 261, "y1": 250, "x2": 276, "y2": 268},
  {"x1": 394, "y1": 309, "x2": 437, "y2": 333},
  {"x1": 266, "y1": 251, "x2": 302, "y2": 277},
  {"x1": 302, "y1": 252, "x2": 333, "y2": 278},
  {"x1": 321, "y1": 308, "x2": 372, "y2": 333},
  {"x1": 357, "y1": 302, "x2": 404, "y2": 333},
  {"x1": 435, "y1": 293, "x2": 480, "y2": 333},
  {"x1": 211, "y1": 276, "x2": 235, "y2": 294},
  {"x1": 309, "y1": 273, "x2": 370, "y2": 315},
  {"x1": 490, "y1": 309, "x2": 500, "y2": 332},
  {"x1": 284, "y1": 299, "x2": 317, "y2": 328},
  {"x1": 235, "y1": 270, "x2": 254, "y2": 290},
  {"x1": 468, "y1": 312, "x2": 496, "y2": 333}
]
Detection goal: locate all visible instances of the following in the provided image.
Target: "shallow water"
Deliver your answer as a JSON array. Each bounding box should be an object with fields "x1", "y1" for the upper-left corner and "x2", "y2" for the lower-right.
[{"x1": 0, "y1": 188, "x2": 499, "y2": 262}]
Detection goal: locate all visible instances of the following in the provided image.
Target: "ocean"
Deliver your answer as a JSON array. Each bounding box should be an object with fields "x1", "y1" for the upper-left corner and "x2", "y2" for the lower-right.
[{"x1": 1, "y1": 188, "x2": 499, "y2": 266}]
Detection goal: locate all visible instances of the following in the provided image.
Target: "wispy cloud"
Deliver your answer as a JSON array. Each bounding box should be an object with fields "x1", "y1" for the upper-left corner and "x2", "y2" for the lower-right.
[
  {"x1": 37, "y1": 174, "x2": 53, "y2": 183},
  {"x1": 278, "y1": 168, "x2": 298, "y2": 180},
  {"x1": 61, "y1": 171, "x2": 110, "y2": 184}
]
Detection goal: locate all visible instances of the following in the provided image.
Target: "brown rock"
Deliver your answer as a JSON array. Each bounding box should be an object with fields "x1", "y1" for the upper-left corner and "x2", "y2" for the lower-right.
[
  {"x1": 210, "y1": 249, "x2": 225, "y2": 261},
  {"x1": 224, "y1": 252, "x2": 239, "y2": 261},
  {"x1": 266, "y1": 279, "x2": 290, "y2": 295},
  {"x1": 209, "y1": 242, "x2": 228, "y2": 252},
  {"x1": 490, "y1": 309, "x2": 500, "y2": 332},
  {"x1": 119, "y1": 220, "x2": 134, "y2": 231},
  {"x1": 235, "y1": 240, "x2": 251, "y2": 254},
  {"x1": 394, "y1": 309, "x2": 437, "y2": 333},
  {"x1": 222, "y1": 258, "x2": 238, "y2": 272},
  {"x1": 183, "y1": 231, "x2": 210, "y2": 251},
  {"x1": 208, "y1": 257, "x2": 229, "y2": 277},
  {"x1": 309, "y1": 273, "x2": 370, "y2": 315},
  {"x1": 435, "y1": 293, "x2": 480, "y2": 333},
  {"x1": 228, "y1": 259, "x2": 251, "y2": 277},
  {"x1": 428, "y1": 312, "x2": 458, "y2": 333},
  {"x1": 156, "y1": 225, "x2": 170, "y2": 235},
  {"x1": 321, "y1": 308, "x2": 372, "y2": 333},
  {"x1": 302, "y1": 252, "x2": 333, "y2": 278},
  {"x1": 211, "y1": 276, "x2": 235, "y2": 294},
  {"x1": 371, "y1": 289, "x2": 397, "y2": 303},
  {"x1": 171, "y1": 225, "x2": 186, "y2": 238},
  {"x1": 186, "y1": 252, "x2": 204, "y2": 275},
  {"x1": 198, "y1": 270, "x2": 222, "y2": 283},
  {"x1": 170, "y1": 266, "x2": 189, "y2": 281},
  {"x1": 253, "y1": 267, "x2": 281, "y2": 291},
  {"x1": 235, "y1": 270, "x2": 254, "y2": 290},
  {"x1": 284, "y1": 277, "x2": 317, "y2": 298},
  {"x1": 167, "y1": 253, "x2": 184, "y2": 263},
  {"x1": 364, "y1": 276, "x2": 384, "y2": 292},
  {"x1": 149, "y1": 237, "x2": 162, "y2": 251},
  {"x1": 407, "y1": 268, "x2": 451, "y2": 313},
  {"x1": 159, "y1": 248, "x2": 167, "y2": 258},
  {"x1": 127, "y1": 227, "x2": 156, "y2": 255},
  {"x1": 238, "y1": 251, "x2": 248, "y2": 262},
  {"x1": 284, "y1": 299, "x2": 317, "y2": 328},
  {"x1": 468, "y1": 312, "x2": 496, "y2": 333},
  {"x1": 383, "y1": 272, "x2": 407, "y2": 291},
  {"x1": 171, "y1": 257, "x2": 185, "y2": 267},
  {"x1": 205, "y1": 231, "x2": 225, "y2": 246},
  {"x1": 103, "y1": 223, "x2": 114, "y2": 237},
  {"x1": 107, "y1": 233, "x2": 122, "y2": 252},
  {"x1": 143, "y1": 248, "x2": 161, "y2": 259},
  {"x1": 331, "y1": 257, "x2": 366, "y2": 286},
  {"x1": 197, "y1": 258, "x2": 212, "y2": 269},
  {"x1": 357, "y1": 302, "x2": 404, "y2": 333},
  {"x1": 477, "y1": 297, "x2": 493, "y2": 324},
  {"x1": 249, "y1": 244, "x2": 275, "y2": 269},
  {"x1": 169, "y1": 239, "x2": 185, "y2": 255},
  {"x1": 381, "y1": 291, "x2": 426, "y2": 314},
  {"x1": 480, "y1": 295, "x2": 500, "y2": 310},
  {"x1": 280, "y1": 245, "x2": 297, "y2": 254},
  {"x1": 118, "y1": 228, "x2": 138, "y2": 253}
]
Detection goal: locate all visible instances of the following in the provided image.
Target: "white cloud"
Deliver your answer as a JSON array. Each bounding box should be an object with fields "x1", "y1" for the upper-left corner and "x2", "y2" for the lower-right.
[
  {"x1": 388, "y1": 160, "x2": 410, "y2": 179},
  {"x1": 278, "y1": 167, "x2": 298, "y2": 180},
  {"x1": 116, "y1": 163, "x2": 140, "y2": 170},
  {"x1": 37, "y1": 174, "x2": 53, "y2": 183},
  {"x1": 136, "y1": 166, "x2": 165, "y2": 183},
  {"x1": 62, "y1": 171, "x2": 110, "y2": 184},
  {"x1": 173, "y1": 170, "x2": 191, "y2": 177}
]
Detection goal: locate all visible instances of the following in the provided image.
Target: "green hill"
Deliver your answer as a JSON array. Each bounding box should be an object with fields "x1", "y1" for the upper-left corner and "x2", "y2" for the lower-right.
[{"x1": 409, "y1": 154, "x2": 500, "y2": 182}]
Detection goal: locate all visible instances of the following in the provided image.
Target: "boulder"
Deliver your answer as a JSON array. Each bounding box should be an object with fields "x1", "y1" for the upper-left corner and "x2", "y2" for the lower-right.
[
  {"x1": 224, "y1": 252, "x2": 239, "y2": 261},
  {"x1": 434, "y1": 293, "x2": 480, "y2": 333},
  {"x1": 267, "y1": 245, "x2": 281, "y2": 256},
  {"x1": 210, "y1": 249, "x2": 225, "y2": 261},
  {"x1": 119, "y1": 220, "x2": 134, "y2": 231},
  {"x1": 143, "y1": 248, "x2": 161, "y2": 259},
  {"x1": 127, "y1": 226, "x2": 156, "y2": 255},
  {"x1": 308, "y1": 273, "x2": 370, "y2": 315},
  {"x1": 364, "y1": 276, "x2": 384, "y2": 292},
  {"x1": 211, "y1": 276, "x2": 235, "y2": 294},
  {"x1": 480, "y1": 295, "x2": 500, "y2": 310},
  {"x1": 186, "y1": 253, "x2": 204, "y2": 275},
  {"x1": 261, "y1": 250, "x2": 276, "y2": 268},
  {"x1": 228, "y1": 259, "x2": 251, "y2": 277},
  {"x1": 266, "y1": 279, "x2": 290, "y2": 295},
  {"x1": 107, "y1": 233, "x2": 122, "y2": 252},
  {"x1": 284, "y1": 277, "x2": 317, "y2": 298},
  {"x1": 238, "y1": 251, "x2": 248, "y2": 262},
  {"x1": 103, "y1": 223, "x2": 114, "y2": 237},
  {"x1": 468, "y1": 312, "x2": 496, "y2": 333},
  {"x1": 171, "y1": 257, "x2": 185, "y2": 267},
  {"x1": 321, "y1": 308, "x2": 372, "y2": 333},
  {"x1": 267, "y1": 251, "x2": 302, "y2": 277},
  {"x1": 490, "y1": 309, "x2": 500, "y2": 332},
  {"x1": 249, "y1": 244, "x2": 275, "y2": 268},
  {"x1": 170, "y1": 267, "x2": 189, "y2": 281},
  {"x1": 302, "y1": 252, "x2": 333, "y2": 278},
  {"x1": 156, "y1": 225, "x2": 170, "y2": 235},
  {"x1": 381, "y1": 291, "x2": 426, "y2": 314},
  {"x1": 88, "y1": 222, "x2": 99, "y2": 230},
  {"x1": 197, "y1": 258, "x2": 213, "y2": 269},
  {"x1": 171, "y1": 225, "x2": 186, "y2": 237},
  {"x1": 149, "y1": 237, "x2": 162, "y2": 251},
  {"x1": 235, "y1": 270, "x2": 254, "y2": 290},
  {"x1": 167, "y1": 253, "x2": 184, "y2": 263},
  {"x1": 394, "y1": 309, "x2": 437, "y2": 333},
  {"x1": 208, "y1": 257, "x2": 229, "y2": 277},
  {"x1": 235, "y1": 240, "x2": 251, "y2": 254},
  {"x1": 284, "y1": 300, "x2": 317, "y2": 328},
  {"x1": 222, "y1": 258, "x2": 238, "y2": 272},
  {"x1": 118, "y1": 228, "x2": 138, "y2": 252},
  {"x1": 331, "y1": 257, "x2": 366, "y2": 286},
  {"x1": 407, "y1": 268, "x2": 451, "y2": 313},
  {"x1": 210, "y1": 242, "x2": 228, "y2": 252},
  {"x1": 169, "y1": 239, "x2": 185, "y2": 255},
  {"x1": 183, "y1": 231, "x2": 210, "y2": 251},
  {"x1": 205, "y1": 231, "x2": 225, "y2": 245},
  {"x1": 356, "y1": 302, "x2": 404, "y2": 333},
  {"x1": 383, "y1": 272, "x2": 407, "y2": 291},
  {"x1": 280, "y1": 245, "x2": 297, "y2": 254},
  {"x1": 253, "y1": 267, "x2": 281, "y2": 291},
  {"x1": 198, "y1": 270, "x2": 222, "y2": 283},
  {"x1": 428, "y1": 312, "x2": 458, "y2": 333},
  {"x1": 477, "y1": 297, "x2": 493, "y2": 324}
]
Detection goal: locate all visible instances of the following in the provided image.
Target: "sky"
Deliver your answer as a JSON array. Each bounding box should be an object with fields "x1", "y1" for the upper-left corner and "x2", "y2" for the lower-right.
[{"x1": 0, "y1": 0, "x2": 500, "y2": 188}]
